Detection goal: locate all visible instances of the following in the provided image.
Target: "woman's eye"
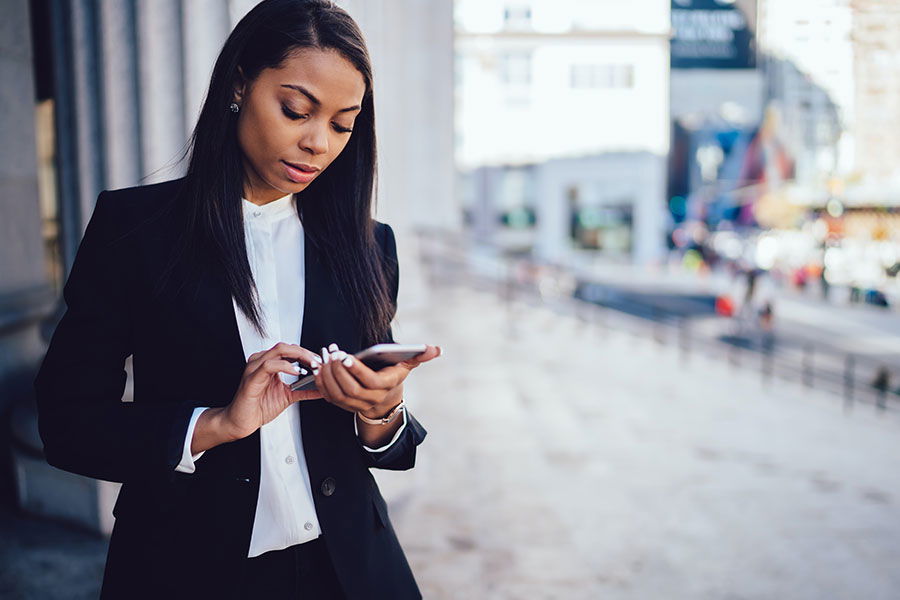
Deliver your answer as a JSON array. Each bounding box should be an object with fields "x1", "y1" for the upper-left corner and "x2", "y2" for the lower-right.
[
  {"x1": 281, "y1": 105, "x2": 306, "y2": 120},
  {"x1": 281, "y1": 105, "x2": 350, "y2": 133}
]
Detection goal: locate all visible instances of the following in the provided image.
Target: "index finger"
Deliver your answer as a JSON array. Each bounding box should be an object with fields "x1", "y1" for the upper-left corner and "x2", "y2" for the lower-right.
[{"x1": 249, "y1": 342, "x2": 320, "y2": 369}]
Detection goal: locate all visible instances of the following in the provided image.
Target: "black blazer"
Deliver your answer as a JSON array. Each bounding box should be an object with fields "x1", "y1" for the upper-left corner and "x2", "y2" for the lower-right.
[{"x1": 33, "y1": 178, "x2": 427, "y2": 599}]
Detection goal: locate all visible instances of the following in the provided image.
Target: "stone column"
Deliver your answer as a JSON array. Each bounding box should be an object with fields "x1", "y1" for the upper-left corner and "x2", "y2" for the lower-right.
[
  {"x1": 3, "y1": 0, "x2": 122, "y2": 534},
  {"x1": 70, "y1": 0, "x2": 106, "y2": 226},
  {"x1": 181, "y1": 0, "x2": 231, "y2": 139},
  {"x1": 99, "y1": 0, "x2": 142, "y2": 190},
  {"x1": 136, "y1": 0, "x2": 187, "y2": 182},
  {"x1": 0, "y1": 0, "x2": 50, "y2": 407}
]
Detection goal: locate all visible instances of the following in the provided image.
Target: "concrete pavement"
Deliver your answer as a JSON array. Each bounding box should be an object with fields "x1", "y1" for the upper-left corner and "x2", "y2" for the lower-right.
[
  {"x1": 382, "y1": 280, "x2": 900, "y2": 599},
  {"x1": 2, "y1": 278, "x2": 899, "y2": 599}
]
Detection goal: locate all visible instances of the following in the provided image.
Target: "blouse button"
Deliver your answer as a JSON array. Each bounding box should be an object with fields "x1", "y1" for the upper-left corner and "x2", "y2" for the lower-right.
[
  {"x1": 304, "y1": 522, "x2": 313, "y2": 531},
  {"x1": 285, "y1": 455, "x2": 295, "y2": 465}
]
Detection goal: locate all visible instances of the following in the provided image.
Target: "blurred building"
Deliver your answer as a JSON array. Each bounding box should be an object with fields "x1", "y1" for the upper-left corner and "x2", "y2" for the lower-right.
[
  {"x1": 670, "y1": 0, "x2": 763, "y2": 121},
  {"x1": 758, "y1": 0, "x2": 853, "y2": 189},
  {"x1": 851, "y1": 0, "x2": 900, "y2": 193},
  {"x1": 755, "y1": 0, "x2": 899, "y2": 280},
  {"x1": 668, "y1": 0, "x2": 899, "y2": 300},
  {"x1": 466, "y1": 153, "x2": 663, "y2": 261},
  {"x1": 670, "y1": 0, "x2": 889, "y2": 225},
  {"x1": 2, "y1": 0, "x2": 454, "y2": 534},
  {"x1": 668, "y1": 0, "x2": 764, "y2": 233},
  {"x1": 744, "y1": 0, "x2": 900, "y2": 204},
  {"x1": 456, "y1": 0, "x2": 671, "y2": 265}
]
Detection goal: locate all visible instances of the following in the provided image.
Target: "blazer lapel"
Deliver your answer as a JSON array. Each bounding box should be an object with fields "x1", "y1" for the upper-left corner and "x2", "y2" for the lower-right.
[
  {"x1": 299, "y1": 231, "x2": 330, "y2": 353},
  {"x1": 299, "y1": 231, "x2": 361, "y2": 356},
  {"x1": 182, "y1": 266, "x2": 247, "y2": 371},
  {"x1": 141, "y1": 184, "x2": 247, "y2": 373}
]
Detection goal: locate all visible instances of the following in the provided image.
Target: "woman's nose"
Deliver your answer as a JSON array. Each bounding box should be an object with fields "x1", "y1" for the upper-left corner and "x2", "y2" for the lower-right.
[{"x1": 299, "y1": 124, "x2": 329, "y2": 156}]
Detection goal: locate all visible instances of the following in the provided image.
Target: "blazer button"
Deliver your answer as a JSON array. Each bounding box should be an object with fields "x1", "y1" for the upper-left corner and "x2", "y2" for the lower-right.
[{"x1": 320, "y1": 477, "x2": 336, "y2": 497}]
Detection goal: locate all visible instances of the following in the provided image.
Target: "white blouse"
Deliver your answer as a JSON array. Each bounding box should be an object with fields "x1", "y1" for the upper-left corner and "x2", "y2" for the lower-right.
[{"x1": 174, "y1": 191, "x2": 407, "y2": 558}]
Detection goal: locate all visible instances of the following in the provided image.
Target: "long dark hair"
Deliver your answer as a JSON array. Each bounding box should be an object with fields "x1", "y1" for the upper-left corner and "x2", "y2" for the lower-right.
[{"x1": 157, "y1": 0, "x2": 392, "y2": 347}]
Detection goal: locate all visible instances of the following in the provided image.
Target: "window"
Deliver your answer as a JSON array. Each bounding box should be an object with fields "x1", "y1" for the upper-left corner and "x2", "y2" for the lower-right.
[
  {"x1": 499, "y1": 52, "x2": 532, "y2": 86},
  {"x1": 570, "y1": 64, "x2": 634, "y2": 89},
  {"x1": 503, "y1": 4, "x2": 532, "y2": 31}
]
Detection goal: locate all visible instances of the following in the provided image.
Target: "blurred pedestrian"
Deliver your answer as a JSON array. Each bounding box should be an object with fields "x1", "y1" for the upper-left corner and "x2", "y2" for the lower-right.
[
  {"x1": 33, "y1": 1, "x2": 441, "y2": 598},
  {"x1": 758, "y1": 301, "x2": 775, "y2": 351},
  {"x1": 819, "y1": 263, "x2": 830, "y2": 300},
  {"x1": 744, "y1": 267, "x2": 759, "y2": 307},
  {"x1": 872, "y1": 367, "x2": 891, "y2": 410},
  {"x1": 793, "y1": 267, "x2": 808, "y2": 290}
]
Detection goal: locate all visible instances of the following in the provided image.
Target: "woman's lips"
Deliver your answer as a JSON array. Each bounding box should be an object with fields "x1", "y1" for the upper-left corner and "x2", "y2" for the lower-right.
[{"x1": 282, "y1": 160, "x2": 318, "y2": 184}]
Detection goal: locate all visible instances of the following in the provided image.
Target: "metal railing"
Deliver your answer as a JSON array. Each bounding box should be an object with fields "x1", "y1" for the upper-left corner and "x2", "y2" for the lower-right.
[{"x1": 415, "y1": 228, "x2": 899, "y2": 415}]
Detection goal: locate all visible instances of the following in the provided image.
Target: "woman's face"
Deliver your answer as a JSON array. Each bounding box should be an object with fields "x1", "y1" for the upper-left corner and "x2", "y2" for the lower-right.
[{"x1": 233, "y1": 47, "x2": 366, "y2": 205}]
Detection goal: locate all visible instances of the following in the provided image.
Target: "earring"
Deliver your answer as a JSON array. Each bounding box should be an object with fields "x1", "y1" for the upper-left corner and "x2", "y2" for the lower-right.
[{"x1": 229, "y1": 102, "x2": 240, "y2": 113}]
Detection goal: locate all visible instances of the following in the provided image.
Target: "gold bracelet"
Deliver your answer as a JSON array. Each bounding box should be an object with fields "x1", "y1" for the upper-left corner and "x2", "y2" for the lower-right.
[{"x1": 356, "y1": 400, "x2": 405, "y2": 425}]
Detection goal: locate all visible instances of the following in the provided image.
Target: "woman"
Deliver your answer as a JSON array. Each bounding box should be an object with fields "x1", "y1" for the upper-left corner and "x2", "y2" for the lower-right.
[{"x1": 33, "y1": 1, "x2": 439, "y2": 598}]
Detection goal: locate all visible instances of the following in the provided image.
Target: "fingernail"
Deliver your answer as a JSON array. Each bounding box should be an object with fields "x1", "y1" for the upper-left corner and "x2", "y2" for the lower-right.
[
  {"x1": 310, "y1": 357, "x2": 321, "y2": 366},
  {"x1": 312, "y1": 368, "x2": 320, "y2": 376},
  {"x1": 342, "y1": 356, "x2": 353, "y2": 367},
  {"x1": 299, "y1": 368, "x2": 308, "y2": 375},
  {"x1": 333, "y1": 351, "x2": 347, "y2": 360},
  {"x1": 328, "y1": 343, "x2": 339, "y2": 352},
  {"x1": 321, "y1": 348, "x2": 329, "y2": 363},
  {"x1": 293, "y1": 365, "x2": 302, "y2": 373}
]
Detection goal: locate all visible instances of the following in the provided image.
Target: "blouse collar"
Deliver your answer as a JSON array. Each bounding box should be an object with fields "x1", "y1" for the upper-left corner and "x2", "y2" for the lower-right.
[{"x1": 241, "y1": 192, "x2": 297, "y2": 222}]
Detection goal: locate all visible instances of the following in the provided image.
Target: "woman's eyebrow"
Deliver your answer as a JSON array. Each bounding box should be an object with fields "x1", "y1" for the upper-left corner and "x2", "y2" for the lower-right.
[{"x1": 280, "y1": 84, "x2": 361, "y2": 113}]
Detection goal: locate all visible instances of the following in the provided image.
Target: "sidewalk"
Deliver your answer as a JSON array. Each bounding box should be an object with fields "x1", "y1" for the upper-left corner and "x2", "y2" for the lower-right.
[
  {"x1": 383, "y1": 280, "x2": 900, "y2": 599},
  {"x1": 0, "y1": 506, "x2": 107, "y2": 599},
  {"x1": 2, "y1": 280, "x2": 899, "y2": 599}
]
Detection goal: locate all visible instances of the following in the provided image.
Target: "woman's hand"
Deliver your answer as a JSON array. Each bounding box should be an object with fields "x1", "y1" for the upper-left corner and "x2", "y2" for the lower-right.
[
  {"x1": 313, "y1": 343, "x2": 442, "y2": 418},
  {"x1": 221, "y1": 342, "x2": 324, "y2": 440}
]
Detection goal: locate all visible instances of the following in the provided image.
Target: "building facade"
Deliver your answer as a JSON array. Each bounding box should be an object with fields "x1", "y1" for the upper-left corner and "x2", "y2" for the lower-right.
[
  {"x1": 456, "y1": 0, "x2": 671, "y2": 264},
  {"x1": 758, "y1": 0, "x2": 854, "y2": 185},
  {"x1": 851, "y1": 0, "x2": 900, "y2": 191}
]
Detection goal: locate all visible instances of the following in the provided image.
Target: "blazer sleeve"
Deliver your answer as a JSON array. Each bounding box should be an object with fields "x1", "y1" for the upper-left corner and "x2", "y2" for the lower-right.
[
  {"x1": 33, "y1": 191, "x2": 197, "y2": 484},
  {"x1": 355, "y1": 222, "x2": 427, "y2": 471}
]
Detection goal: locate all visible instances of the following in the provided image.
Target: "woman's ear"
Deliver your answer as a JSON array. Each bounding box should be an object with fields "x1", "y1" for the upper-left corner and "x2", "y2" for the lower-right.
[{"x1": 232, "y1": 66, "x2": 246, "y2": 104}]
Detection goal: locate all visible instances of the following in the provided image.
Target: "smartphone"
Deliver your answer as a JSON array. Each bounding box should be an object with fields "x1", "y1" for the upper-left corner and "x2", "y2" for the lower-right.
[{"x1": 289, "y1": 343, "x2": 427, "y2": 391}]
